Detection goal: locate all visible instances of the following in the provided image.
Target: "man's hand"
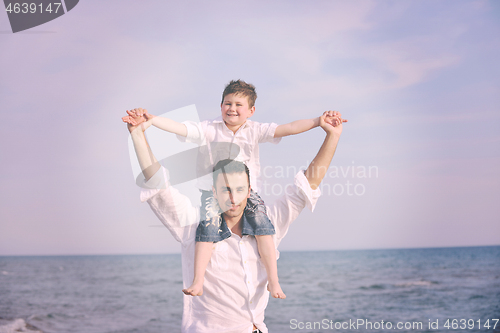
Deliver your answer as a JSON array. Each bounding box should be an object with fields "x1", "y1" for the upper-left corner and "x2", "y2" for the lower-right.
[
  {"x1": 321, "y1": 110, "x2": 347, "y2": 135},
  {"x1": 122, "y1": 108, "x2": 156, "y2": 126},
  {"x1": 123, "y1": 108, "x2": 153, "y2": 133},
  {"x1": 323, "y1": 110, "x2": 347, "y2": 126}
]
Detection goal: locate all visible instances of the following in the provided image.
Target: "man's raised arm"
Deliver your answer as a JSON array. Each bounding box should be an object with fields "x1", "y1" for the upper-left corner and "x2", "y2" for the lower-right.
[
  {"x1": 124, "y1": 108, "x2": 199, "y2": 244},
  {"x1": 304, "y1": 111, "x2": 344, "y2": 189},
  {"x1": 127, "y1": 108, "x2": 161, "y2": 181},
  {"x1": 268, "y1": 111, "x2": 345, "y2": 245}
]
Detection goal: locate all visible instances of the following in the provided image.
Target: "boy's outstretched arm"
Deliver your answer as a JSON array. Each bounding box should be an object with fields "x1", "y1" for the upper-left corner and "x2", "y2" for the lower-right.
[
  {"x1": 123, "y1": 108, "x2": 188, "y2": 137},
  {"x1": 304, "y1": 111, "x2": 344, "y2": 189},
  {"x1": 273, "y1": 110, "x2": 347, "y2": 138}
]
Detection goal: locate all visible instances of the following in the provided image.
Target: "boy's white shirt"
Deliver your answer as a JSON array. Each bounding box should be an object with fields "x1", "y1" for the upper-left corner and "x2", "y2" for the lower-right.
[{"x1": 177, "y1": 117, "x2": 281, "y2": 192}]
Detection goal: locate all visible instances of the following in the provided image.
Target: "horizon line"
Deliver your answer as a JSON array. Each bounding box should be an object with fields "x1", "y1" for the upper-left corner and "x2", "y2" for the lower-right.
[{"x1": 1, "y1": 243, "x2": 499, "y2": 257}]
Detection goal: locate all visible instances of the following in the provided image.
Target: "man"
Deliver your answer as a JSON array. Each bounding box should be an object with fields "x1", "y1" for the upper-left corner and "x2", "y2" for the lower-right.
[{"x1": 127, "y1": 110, "x2": 344, "y2": 333}]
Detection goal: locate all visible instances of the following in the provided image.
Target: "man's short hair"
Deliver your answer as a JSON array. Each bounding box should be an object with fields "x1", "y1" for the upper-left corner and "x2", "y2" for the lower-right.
[
  {"x1": 221, "y1": 80, "x2": 257, "y2": 108},
  {"x1": 212, "y1": 159, "x2": 251, "y2": 188}
]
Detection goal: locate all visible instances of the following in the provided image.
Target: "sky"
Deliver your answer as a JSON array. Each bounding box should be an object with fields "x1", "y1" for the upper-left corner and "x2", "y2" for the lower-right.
[{"x1": 0, "y1": 0, "x2": 499, "y2": 256}]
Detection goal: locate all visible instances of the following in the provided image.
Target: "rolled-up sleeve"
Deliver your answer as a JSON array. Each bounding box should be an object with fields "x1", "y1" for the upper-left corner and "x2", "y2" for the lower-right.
[
  {"x1": 139, "y1": 167, "x2": 199, "y2": 244},
  {"x1": 293, "y1": 170, "x2": 321, "y2": 212},
  {"x1": 257, "y1": 122, "x2": 281, "y2": 144},
  {"x1": 267, "y1": 171, "x2": 321, "y2": 246},
  {"x1": 176, "y1": 121, "x2": 205, "y2": 145},
  {"x1": 138, "y1": 167, "x2": 169, "y2": 202}
]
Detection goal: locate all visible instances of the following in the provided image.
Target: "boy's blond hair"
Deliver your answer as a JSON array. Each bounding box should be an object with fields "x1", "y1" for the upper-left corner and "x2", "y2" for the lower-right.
[{"x1": 221, "y1": 80, "x2": 257, "y2": 108}]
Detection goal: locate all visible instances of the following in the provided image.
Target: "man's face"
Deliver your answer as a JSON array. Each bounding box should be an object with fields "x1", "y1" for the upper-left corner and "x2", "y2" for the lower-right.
[
  {"x1": 220, "y1": 93, "x2": 255, "y2": 128},
  {"x1": 213, "y1": 171, "x2": 250, "y2": 219}
]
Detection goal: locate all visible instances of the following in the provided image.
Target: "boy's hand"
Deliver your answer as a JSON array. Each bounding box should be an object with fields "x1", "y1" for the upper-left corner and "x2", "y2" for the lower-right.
[
  {"x1": 121, "y1": 108, "x2": 155, "y2": 126},
  {"x1": 320, "y1": 111, "x2": 345, "y2": 135},
  {"x1": 122, "y1": 109, "x2": 146, "y2": 126},
  {"x1": 328, "y1": 110, "x2": 342, "y2": 119},
  {"x1": 123, "y1": 108, "x2": 153, "y2": 133},
  {"x1": 323, "y1": 110, "x2": 348, "y2": 127}
]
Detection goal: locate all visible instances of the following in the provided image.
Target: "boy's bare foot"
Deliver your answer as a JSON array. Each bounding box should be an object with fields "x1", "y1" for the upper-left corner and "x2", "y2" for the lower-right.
[
  {"x1": 182, "y1": 281, "x2": 204, "y2": 296},
  {"x1": 267, "y1": 281, "x2": 286, "y2": 299}
]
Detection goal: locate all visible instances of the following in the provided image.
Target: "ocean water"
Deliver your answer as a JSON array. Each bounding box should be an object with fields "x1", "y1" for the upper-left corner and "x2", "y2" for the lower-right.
[{"x1": 0, "y1": 246, "x2": 499, "y2": 333}]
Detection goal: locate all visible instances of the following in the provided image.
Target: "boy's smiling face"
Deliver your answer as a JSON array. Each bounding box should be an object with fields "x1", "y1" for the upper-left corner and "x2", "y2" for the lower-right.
[{"x1": 221, "y1": 93, "x2": 255, "y2": 132}]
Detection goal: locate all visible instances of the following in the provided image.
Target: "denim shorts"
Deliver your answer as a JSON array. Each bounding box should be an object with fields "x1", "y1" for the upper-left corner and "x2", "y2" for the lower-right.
[{"x1": 195, "y1": 189, "x2": 275, "y2": 242}]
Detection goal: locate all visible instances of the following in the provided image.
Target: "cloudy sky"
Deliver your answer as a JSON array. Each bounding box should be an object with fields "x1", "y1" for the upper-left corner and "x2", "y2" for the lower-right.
[{"x1": 1, "y1": 0, "x2": 499, "y2": 256}]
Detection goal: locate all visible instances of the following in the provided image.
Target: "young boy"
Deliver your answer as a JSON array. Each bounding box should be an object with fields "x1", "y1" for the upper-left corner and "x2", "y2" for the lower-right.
[{"x1": 123, "y1": 80, "x2": 344, "y2": 299}]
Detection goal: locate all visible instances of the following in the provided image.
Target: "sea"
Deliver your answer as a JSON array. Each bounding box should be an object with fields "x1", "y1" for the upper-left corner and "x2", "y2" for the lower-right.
[{"x1": 0, "y1": 246, "x2": 499, "y2": 333}]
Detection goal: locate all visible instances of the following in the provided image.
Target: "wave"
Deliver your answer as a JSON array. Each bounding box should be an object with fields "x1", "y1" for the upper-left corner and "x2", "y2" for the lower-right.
[
  {"x1": 0, "y1": 318, "x2": 43, "y2": 333},
  {"x1": 395, "y1": 280, "x2": 437, "y2": 287},
  {"x1": 360, "y1": 283, "x2": 387, "y2": 290}
]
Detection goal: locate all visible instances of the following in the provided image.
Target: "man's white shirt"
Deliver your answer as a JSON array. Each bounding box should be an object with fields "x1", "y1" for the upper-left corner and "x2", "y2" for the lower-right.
[{"x1": 139, "y1": 167, "x2": 320, "y2": 333}]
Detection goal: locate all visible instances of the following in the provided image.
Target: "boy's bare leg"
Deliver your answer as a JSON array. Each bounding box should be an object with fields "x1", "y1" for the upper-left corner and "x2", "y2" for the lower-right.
[
  {"x1": 255, "y1": 235, "x2": 286, "y2": 299},
  {"x1": 182, "y1": 241, "x2": 213, "y2": 296}
]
